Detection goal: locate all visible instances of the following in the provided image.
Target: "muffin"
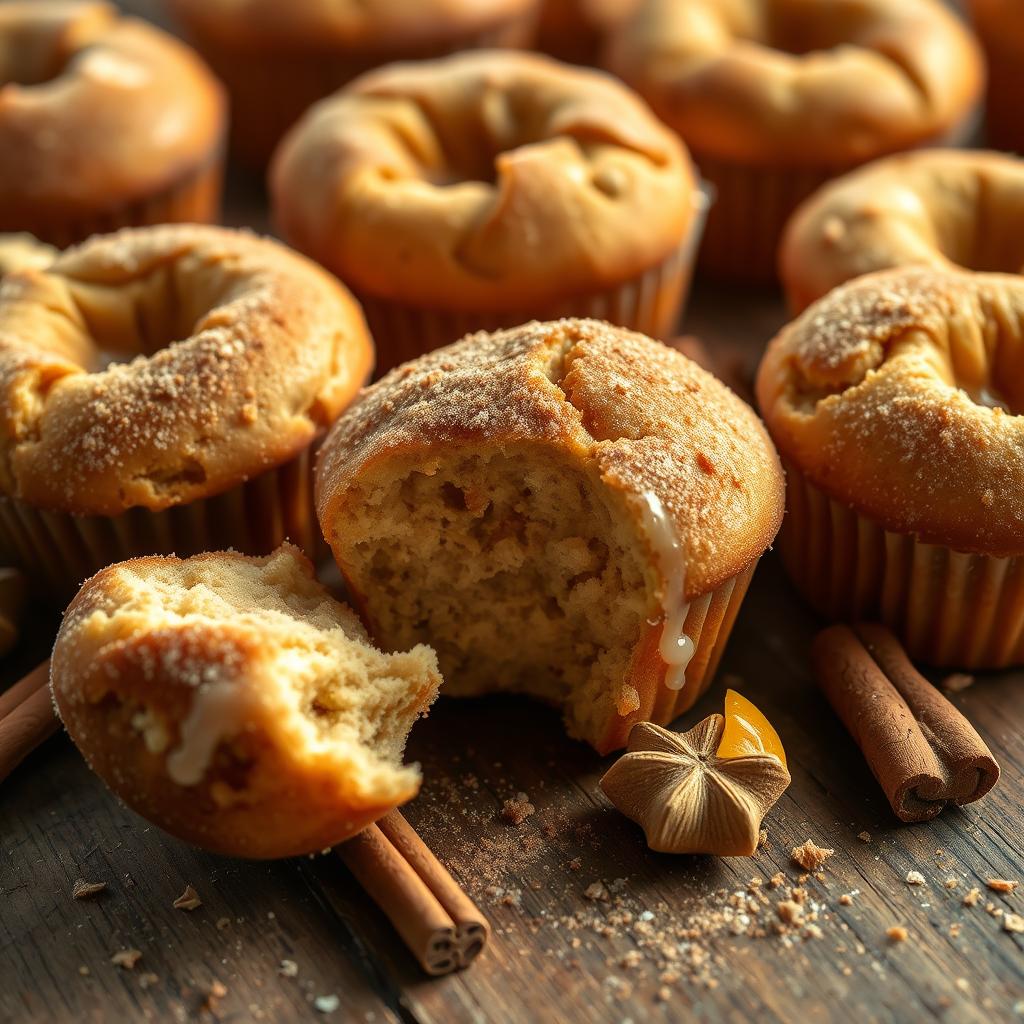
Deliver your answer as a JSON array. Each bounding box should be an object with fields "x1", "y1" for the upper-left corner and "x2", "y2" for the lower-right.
[
  {"x1": 756, "y1": 267, "x2": 1024, "y2": 668},
  {"x1": 0, "y1": 1, "x2": 225, "y2": 247},
  {"x1": 316, "y1": 319, "x2": 785, "y2": 754},
  {"x1": 169, "y1": 0, "x2": 539, "y2": 166},
  {"x1": 0, "y1": 235, "x2": 58, "y2": 277},
  {"x1": 781, "y1": 149, "x2": 1024, "y2": 312},
  {"x1": 535, "y1": 0, "x2": 638, "y2": 65},
  {"x1": 0, "y1": 224, "x2": 373, "y2": 599},
  {"x1": 969, "y1": 1, "x2": 1024, "y2": 152},
  {"x1": 51, "y1": 544, "x2": 441, "y2": 858},
  {"x1": 605, "y1": 0, "x2": 984, "y2": 281},
  {"x1": 273, "y1": 50, "x2": 705, "y2": 375}
]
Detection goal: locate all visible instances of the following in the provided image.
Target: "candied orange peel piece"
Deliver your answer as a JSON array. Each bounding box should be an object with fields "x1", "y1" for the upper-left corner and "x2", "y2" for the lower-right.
[{"x1": 717, "y1": 689, "x2": 787, "y2": 768}]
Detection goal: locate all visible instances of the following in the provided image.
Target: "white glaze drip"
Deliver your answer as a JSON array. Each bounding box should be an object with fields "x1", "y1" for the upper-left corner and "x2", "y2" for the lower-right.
[
  {"x1": 165, "y1": 681, "x2": 246, "y2": 786},
  {"x1": 639, "y1": 492, "x2": 694, "y2": 691}
]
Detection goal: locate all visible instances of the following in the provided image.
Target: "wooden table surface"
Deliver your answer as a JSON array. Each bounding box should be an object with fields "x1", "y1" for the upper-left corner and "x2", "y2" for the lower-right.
[{"x1": 2, "y1": 3, "x2": 1023, "y2": 1022}]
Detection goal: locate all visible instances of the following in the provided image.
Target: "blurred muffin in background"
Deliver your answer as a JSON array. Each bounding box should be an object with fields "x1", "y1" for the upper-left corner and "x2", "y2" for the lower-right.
[
  {"x1": 169, "y1": 0, "x2": 539, "y2": 167},
  {"x1": 0, "y1": 1, "x2": 225, "y2": 246}
]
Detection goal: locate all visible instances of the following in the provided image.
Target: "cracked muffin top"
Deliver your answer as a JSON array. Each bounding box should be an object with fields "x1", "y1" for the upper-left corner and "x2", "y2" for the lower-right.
[{"x1": 0, "y1": 223, "x2": 373, "y2": 515}]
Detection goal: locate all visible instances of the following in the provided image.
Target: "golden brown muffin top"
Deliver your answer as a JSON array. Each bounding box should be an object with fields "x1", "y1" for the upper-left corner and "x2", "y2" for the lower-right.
[
  {"x1": 317, "y1": 319, "x2": 784, "y2": 598},
  {"x1": 169, "y1": 0, "x2": 537, "y2": 48},
  {"x1": 0, "y1": 224, "x2": 373, "y2": 516},
  {"x1": 781, "y1": 149, "x2": 1024, "y2": 312},
  {"x1": 272, "y1": 50, "x2": 699, "y2": 311},
  {"x1": 756, "y1": 267, "x2": 1024, "y2": 556},
  {"x1": 0, "y1": 2, "x2": 225, "y2": 217},
  {"x1": 605, "y1": 0, "x2": 983, "y2": 166}
]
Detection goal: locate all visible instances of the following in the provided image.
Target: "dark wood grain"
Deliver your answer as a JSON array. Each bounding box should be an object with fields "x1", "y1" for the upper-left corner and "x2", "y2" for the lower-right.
[{"x1": 1, "y1": 1, "x2": 1021, "y2": 1020}]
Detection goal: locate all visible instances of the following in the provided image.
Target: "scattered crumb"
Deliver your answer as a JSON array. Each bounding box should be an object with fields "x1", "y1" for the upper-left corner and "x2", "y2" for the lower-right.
[
  {"x1": 857, "y1": 831, "x2": 871, "y2": 843},
  {"x1": 1003, "y1": 914, "x2": 1024, "y2": 934},
  {"x1": 776, "y1": 901, "x2": 804, "y2": 926},
  {"x1": 839, "y1": 894, "x2": 854, "y2": 906},
  {"x1": 955, "y1": 978, "x2": 970, "y2": 993},
  {"x1": 138, "y1": 973, "x2": 159, "y2": 990},
  {"x1": 78, "y1": 966, "x2": 89, "y2": 976},
  {"x1": 791, "y1": 841, "x2": 834, "y2": 871},
  {"x1": 279, "y1": 960, "x2": 298, "y2": 978},
  {"x1": 584, "y1": 881, "x2": 610, "y2": 902},
  {"x1": 758, "y1": 829, "x2": 768, "y2": 848},
  {"x1": 173, "y1": 885, "x2": 202, "y2": 911},
  {"x1": 202, "y1": 980, "x2": 227, "y2": 1013},
  {"x1": 216, "y1": 916, "x2": 231, "y2": 930},
  {"x1": 500, "y1": 793, "x2": 535, "y2": 826},
  {"x1": 986, "y1": 879, "x2": 1018, "y2": 894},
  {"x1": 111, "y1": 949, "x2": 142, "y2": 970},
  {"x1": 949, "y1": 923, "x2": 962, "y2": 938},
  {"x1": 315, "y1": 994, "x2": 340, "y2": 1014},
  {"x1": 906, "y1": 871, "x2": 926, "y2": 886},
  {"x1": 941, "y1": 673, "x2": 974, "y2": 693},
  {"x1": 72, "y1": 879, "x2": 107, "y2": 900},
  {"x1": 963, "y1": 888, "x2": 982, "y2": 907},
  {"x1": 945, "y1": 878, "x2": 959, "y2": 890},
  {"x1": 568, "y1": 858, "x2": 581, "y2": 871},
  {"x1": 768, "y1": 872, "x2": 786, "y2": 889},
  {"x1": 886, "y1": 926, "x2": 908, "y2": 943}
]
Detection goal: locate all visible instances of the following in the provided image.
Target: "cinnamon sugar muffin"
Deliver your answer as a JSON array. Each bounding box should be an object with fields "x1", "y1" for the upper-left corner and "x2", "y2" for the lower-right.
[
  {"x1": 170, "y1": 0, "x2": 538, "y2": 166},
  {"x1": 0, "y1": 224, "x2": 373, "y2": 599},
  {"x1": 52, "y1": 545, "x2": 441, "y2": 858},
  {"x1": 0, "y1": 2, "x2": 225, "y2": 246},
  {"x1": 606, "y1": 0, "x2": 984, "y2": 281},
  {"x1": 316, "y1": 319, "x2": 784, "y2": 754},
  {"x1": 781, "y1": 149, "x2": 1024, "y2": 312},
  {"x1": 273, "y1": 50, "x2": 704, "y2": 374},
  {"x1": 757, "y1": 267, "x2": 1024, "y2": 668},
  {"x1": 969, "y1": 1, "x2": 1024, "y2": 152}
]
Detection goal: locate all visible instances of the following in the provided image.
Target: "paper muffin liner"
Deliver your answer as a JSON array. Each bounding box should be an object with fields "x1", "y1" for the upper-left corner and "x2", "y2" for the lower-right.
[
  {"x1": 690, "y1": 151, "x2": 836, "y2": 282},
  {"x1": 977, "y1": 36, "x2": 1024, "y2": 152},
  {"x1": 778, "y1": 460, "x2": 1024, "y2": 669},
  {"x1": 8, "y1": 153, "x2": 224, "y2": 250},
  {"x1": 359, "y1": 207, "x2": 706, "y2": 376},
  {"x1": 186, "y1": 20, "x2": 536, "y2": 167},
  {"x1": 596, "y1": 559, "x2": 757, "y2": 753},
  {"x1": 0, "y1": 447, "x2": 317, "y2": 604}
]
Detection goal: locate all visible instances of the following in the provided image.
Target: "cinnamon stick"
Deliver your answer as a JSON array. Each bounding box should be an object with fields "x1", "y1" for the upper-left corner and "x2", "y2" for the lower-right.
[
  {"x1": 812, "y1": 624, "x2": 999, "y2": 823},
  {"x1": 0, "y1": 660, "x2": 58, "y2": 784},
  {"x1": 338, "y1": 809, "x2": 489, "y2": 975}
]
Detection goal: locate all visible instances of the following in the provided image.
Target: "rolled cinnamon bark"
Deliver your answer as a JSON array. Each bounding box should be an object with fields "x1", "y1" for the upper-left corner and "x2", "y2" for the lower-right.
[
  {"x1": 338, "y1": 811, "x2": 488, "y2": 975},
  {"x1": 812, "y1": 624, "x2": 999, "y2": 823}
]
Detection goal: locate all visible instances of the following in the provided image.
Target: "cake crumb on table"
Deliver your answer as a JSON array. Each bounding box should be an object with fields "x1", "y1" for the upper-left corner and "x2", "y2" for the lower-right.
[
  {"x1": 940, "y1": 673, "x2": 974, "y2": 693},
  {"x1": 1003, "y1": 914, "x2": 1024, "y2": 934},
  {"x1": 886, "y1": 926, "x2": 908, "y2": 943},
  {"x1": 986, "y1": 879, "x2": 1018, "y2": 893},
  {"x1": 72, "y1": 879, "x2": 107, "y2": 900},
  {"x1": 500, "y1": 793, "x2": 536, "y2": 825},
  {"x1": 111, "y1": 949, "x2": 142, "y2": 970},
  {"x1": 963, "y1": 887, "x2": 982, "y2": 907},
  {"x1": 857, "y1": 831, "x2": 871, "y2": 843},
  {"x1": 906, "y1": 871, "x2": 926, "y2": 886},
  {"x1": 173, "y1": 884, "x2": 202, "y2": 911},
  {"x1": 791, "y1": 840, "x2": 835, "y2": 871}
]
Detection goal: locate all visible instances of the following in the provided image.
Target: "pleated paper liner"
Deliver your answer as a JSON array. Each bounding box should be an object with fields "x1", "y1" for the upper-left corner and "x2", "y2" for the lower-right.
[
  {"x1": 596, "y1": 559, "x2": 757, "y2": 754},
  {"x1": 779, "y1": 459, "x2": 1024, "y2": 669},
  {"x1": 5, "y1": 151, "x2": 224, "y2": 250},
  {"x1": 188, "y1": 20, "x2": 537, "y2": 167},
  {"x1": 692, "y1": 111, "x2": 982, "y2": 283},
  {"x1": 0, "y1": 447, "x2": 316, "y2": 604},
  {"x1": 361, "y1": 202, "x2": 707, "y2": 376}
]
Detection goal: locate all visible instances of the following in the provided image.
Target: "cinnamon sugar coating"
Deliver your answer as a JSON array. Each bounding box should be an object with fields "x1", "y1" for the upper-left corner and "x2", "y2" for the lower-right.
[
  {"x1": 757, "y1": 267, "x2": 1024, "y2": 556},
  {"x1": 0, "y1": 224, "x2": 373, "y2": 515},
  {"x1": 51, "y1": 545, "x2": 440, "y2": 858}
]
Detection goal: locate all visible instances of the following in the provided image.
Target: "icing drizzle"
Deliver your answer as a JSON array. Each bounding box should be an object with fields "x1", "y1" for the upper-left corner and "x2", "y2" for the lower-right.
[{"x1": 639, "y1": 492, "x2": 694, "y2": 691}]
